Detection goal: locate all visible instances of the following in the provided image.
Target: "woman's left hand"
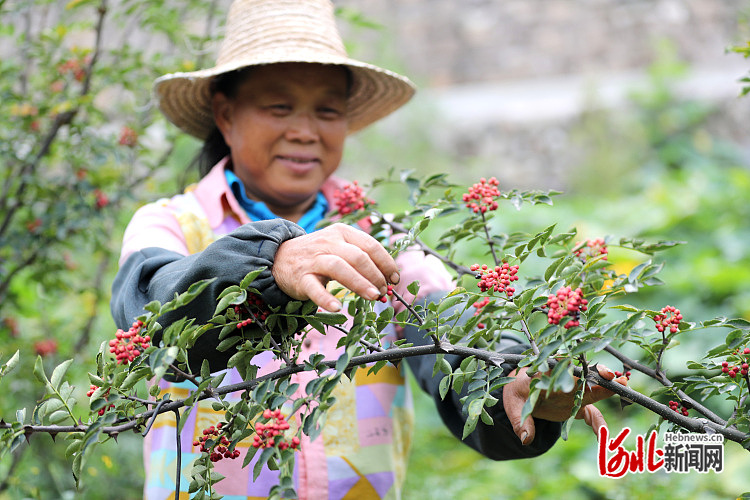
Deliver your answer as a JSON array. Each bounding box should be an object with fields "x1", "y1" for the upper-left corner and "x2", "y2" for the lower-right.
[{"x1": 502, "y1": 364, "x2": 628, "y2": 445}]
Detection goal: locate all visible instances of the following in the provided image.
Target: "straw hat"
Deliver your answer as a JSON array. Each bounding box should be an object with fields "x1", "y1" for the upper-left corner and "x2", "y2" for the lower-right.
[{"x1": 154, "y1": 0, "x2": 416, "y2": 140}]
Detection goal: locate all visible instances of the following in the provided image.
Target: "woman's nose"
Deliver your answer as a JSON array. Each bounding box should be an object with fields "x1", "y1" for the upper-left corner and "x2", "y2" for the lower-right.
[{"x1": 285, "y1": 112, "x2": 318, "y2": 143}]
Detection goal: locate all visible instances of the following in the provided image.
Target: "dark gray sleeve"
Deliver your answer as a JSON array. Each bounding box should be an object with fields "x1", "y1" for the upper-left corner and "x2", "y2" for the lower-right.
[
  {"x1": 403, "y1": 292, "x2": 562, "y2": 460},
  {"x1": 110, "y1": 219, "x2": 306, "y2": 373}
]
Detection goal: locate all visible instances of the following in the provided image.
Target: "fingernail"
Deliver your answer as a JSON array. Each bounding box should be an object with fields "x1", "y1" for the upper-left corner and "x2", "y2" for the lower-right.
[
  {"x1": 390, "y1": 272, "x2": 400, "y2": 284},
  {"x1": 329, "y1": 300, "x2": 342, "y2": 312},
  {"x1": 520, "y1": 431, "x2": 529, "y2": 445},
  {"x1": 379, "y1": 286, "x2": 388, "y2": 296},
  {"x1": 367, "y1": 287, "x2": 380, "y2": 300}
]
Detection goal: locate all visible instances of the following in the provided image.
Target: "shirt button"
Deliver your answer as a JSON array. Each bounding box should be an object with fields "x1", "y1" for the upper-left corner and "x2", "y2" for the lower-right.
[{"x1": 303, "y1": 338, "x2": 312, "y2": 348}]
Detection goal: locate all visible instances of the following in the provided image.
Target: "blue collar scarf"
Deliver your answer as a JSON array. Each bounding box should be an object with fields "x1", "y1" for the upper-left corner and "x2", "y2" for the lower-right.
[{"x1": 225, "y1": 169, "x2": 328, "y2": 233}]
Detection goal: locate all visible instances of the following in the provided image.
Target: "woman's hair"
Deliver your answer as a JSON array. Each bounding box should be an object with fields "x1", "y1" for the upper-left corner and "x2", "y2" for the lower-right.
[
  {"x1": 197, "y1": 65, "x2": 353, "y2": 177},
  {"x1": 197, "y1": 68, "x2": 253, "y2": 176}
]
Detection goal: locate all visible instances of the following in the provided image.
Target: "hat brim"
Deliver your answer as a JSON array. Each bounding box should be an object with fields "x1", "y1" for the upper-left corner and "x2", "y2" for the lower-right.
[{"x1": 154, "y1": 53, "x2": 416, "y2": 140}]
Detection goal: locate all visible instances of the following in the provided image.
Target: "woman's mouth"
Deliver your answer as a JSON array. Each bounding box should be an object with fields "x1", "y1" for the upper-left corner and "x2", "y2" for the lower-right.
[{"x1": 276, "y1": 155, "x2": 319, "y2": 174}]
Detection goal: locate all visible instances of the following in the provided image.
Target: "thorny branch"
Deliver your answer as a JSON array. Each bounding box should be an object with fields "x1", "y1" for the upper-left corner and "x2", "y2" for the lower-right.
[{"x1": 3, "y1": 341, "x2": 748, "y2": 444}]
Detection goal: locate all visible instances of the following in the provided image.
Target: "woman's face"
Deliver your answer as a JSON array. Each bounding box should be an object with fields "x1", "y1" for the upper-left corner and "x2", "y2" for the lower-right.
[{"x1": 213, "y1": 63, "x2": 349, "y2": 219}]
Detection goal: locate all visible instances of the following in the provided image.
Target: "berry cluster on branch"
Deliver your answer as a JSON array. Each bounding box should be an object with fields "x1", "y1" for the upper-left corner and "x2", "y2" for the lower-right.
[
  {"x1": 108, "y1": 320, "x2": 150, "y2": 365},
  {"x1": 194, "y1": 423, "x2": 241, "y2": 463},
  {"x1": 573, "y1": 238, "x2": 608, "y2": 262},
  {"x1": 251, "y1": 409, "x2": 300, "y2": 451},
  {"x1": 471, "y1": 263, "x2": 519, "y2": 298},
  {"x1": 653, "y1": 306, "x2": 682, "y2": 334},
  {"x1": 668, "y1": 400, "x2": 690, "y2": 417},
  {"x1": 333, "y1": 181, "x2": 373, "y2": 215},
  {"x1": 543, "y1": 287, "x2": 588, "y2": 329},
  {"x1": 462, "y1": 177, "x2": 500, "y2": 213},
  {"x1": 235, "y1": 294, "x2": 271, "y2": 329},
  {"x1": 86, "y1": 385, "x2": 114, "y2": 416}
]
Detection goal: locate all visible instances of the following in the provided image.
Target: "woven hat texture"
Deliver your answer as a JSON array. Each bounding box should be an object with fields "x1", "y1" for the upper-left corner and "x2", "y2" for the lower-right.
[{"x1": 154, "y1": 0, "x2": 416, "y2": 139}]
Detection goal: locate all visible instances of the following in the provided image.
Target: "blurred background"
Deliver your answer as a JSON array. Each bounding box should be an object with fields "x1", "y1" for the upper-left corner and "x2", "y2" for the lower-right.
[{"x1": 1, "y1": 0, "x2": 749, "y2": 498}]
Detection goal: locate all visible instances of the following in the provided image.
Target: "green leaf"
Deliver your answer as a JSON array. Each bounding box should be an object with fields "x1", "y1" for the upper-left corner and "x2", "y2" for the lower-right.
[
  {"x1": 437, "y1": 294, "x2": 464, "y2": 315},
  {"x1": 200, "y1": 359, "x2": 211, "y2": 380},
  {"x1": 33, "y1": 356, "x2": 49, "y2": 385},
  {"x1": 438, "y1": 357, "x2": 452, "y2": 375},
  {"x1": 144, "y1": 300, "x2": 162, "y2": 314},
  {"x1": 285, "y1": 301, "x2": 302, "y2": 314},
  {"x1": 216, "y1": 285, "x2": 242, "y2": 301},
  {"x1": 407, "y1": 281, "x2": 420, "y2": 296},
  {"x1": 87, "y1": 373, "x2": 105, "y2": 387},
  {"x1": 301, "y1": 300, "x2": 318, "y2": 316},
  {"x1": 253, "y1": 447, "x2": 275, "y2": 481},
  {"x1": 213, "y1": 290, "x2": 246, "y2": 317},
  {"x1": 726, "y1": 318, "x2": 750, "y2": 329},
  {"x1": 49, "y1": 410, "x2": 70, "y2": 425},
  {"x1": 0, "y1": 350, "x2": 20, "y2": 376},
  {"x1": 467, "y1": 397, "x2": 484, "y2": 419},
  {"x1": 216, "y1": 336, "x2": 242, "y2": 352},
  {"x1": 240, "y1": 268, "x2": 265, "y2": 289},
  {"x1": 335, "y1": 351, "x2": 351, "y2": 375},
  {"x1": 306, "y1": 317, "x2": 326, "y2": 334},
  {"x1": 50, "y1": 359, "x2": 74, "y2": 390},
  {"x1": 438, "y1": 376, "x2": 451, "y2": 400},
  {"x1": 316, "y1": 312, "x2": 347, "y2": 326},
  {"x1": 462, "y1": 412, "x2": 479, "y2": 440}
]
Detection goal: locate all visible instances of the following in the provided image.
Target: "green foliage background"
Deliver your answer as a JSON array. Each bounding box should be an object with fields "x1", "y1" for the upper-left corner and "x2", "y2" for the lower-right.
[{"x1": 1, "y1": 1, "x2": 749, "y2": 498}]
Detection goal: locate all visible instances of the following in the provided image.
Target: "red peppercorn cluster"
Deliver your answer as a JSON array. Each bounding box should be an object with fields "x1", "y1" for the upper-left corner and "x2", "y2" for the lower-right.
[
  {"x1": 333, "y1": 181, "x2": 373, "y2": 215},
  {"x1": 33, "y1": 339, "x2": 58, "y2": 357},
  {"x1": 614, "y1": 370, "x2": 632, "y2": 380},
  {"x1": 118, "y1": 126, "x2": 138, "y2": 147},
  {"x1": 234, "y1": 294, "x2": 271, "y2": 329},
  {"x1": 252, "y1": 409, "x2": 300, "y2": 451},
  {"x1": 472, "y1": 296, "x2": 491, "y2": 329},
  {"x1": 378, "y1": 284, "x2": 394, "y2": 303},
  {"x1": 668, "y1": 400, "x2": 689, "y2": 417},
  {"x1": 573, "y1": 238, "x2": 608, "y2": 262},
  {"x1": 86, "y1": 385, "x2": 115, "y2": 416},
  {"x1": 653, "y1": 306, "x2": 682, "y2": 334},
  {"x1": 109, "y1": 320, "x2": 150, "y2": 365},
  {"x1": 471, "y1": 263, "x2": 519, "y2": 298},
  {"x1": 94, "y1": 189, "x2": 109, "y2": 210},
  {"x1": 543, "y1": 286, "x2": 588, "y2": 329},
  {"x1": 462, "y1": 177, "x2": 500, "y2": 214},
  {"x1": 58, "y1": 55, "x2": 90, "y2": 82},
  {"x1": 720, "y1": 360, "x2": 749, "y2": 378},
  {"x1": 194, "y1": 423, "x2": 241, "y2": 462}
]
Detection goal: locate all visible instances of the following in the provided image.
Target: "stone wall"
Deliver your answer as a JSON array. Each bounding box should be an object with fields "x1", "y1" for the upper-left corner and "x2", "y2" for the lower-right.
[
  {"x1": 337, "y1": 0, "x2": 750, "y2": 190},
  {"x1": 339, "y1": 0, "x2": 747, "y2": 86}
]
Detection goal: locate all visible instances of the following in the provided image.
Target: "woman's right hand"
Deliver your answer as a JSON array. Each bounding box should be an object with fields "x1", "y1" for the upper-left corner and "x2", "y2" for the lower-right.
[{"x1": 271, "y1": 223, "x2": 400, "y2": 312}]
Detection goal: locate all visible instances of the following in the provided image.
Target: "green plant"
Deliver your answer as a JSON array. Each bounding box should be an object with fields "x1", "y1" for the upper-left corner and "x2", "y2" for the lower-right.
[{"x1": 2, "y1": 171, "x2": 749, "y2": 498}]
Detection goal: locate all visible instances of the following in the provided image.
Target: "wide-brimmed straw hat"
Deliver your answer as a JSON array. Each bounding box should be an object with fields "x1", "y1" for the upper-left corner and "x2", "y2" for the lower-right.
[{"x1": 154, "y1": 0, "x2": 416, "y2": 140}]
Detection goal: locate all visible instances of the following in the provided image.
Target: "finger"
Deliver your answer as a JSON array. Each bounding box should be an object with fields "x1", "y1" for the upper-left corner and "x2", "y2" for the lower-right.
[
  {"x1": 333, "y1": 242, "x2": 391, "y2": 296},
  {"x1": 576, "y1": 404, "x2": 607, "y2": 438},
  {"x1": 596, "y1": 364, "x2": 616, "y2": 381},
  {"x1": 296, "y1": 274, "x2": 342, "y2": 312},
  {"x1": 337, "y1": 224, "x2": 400, "y2": 284},
  {"x1": 311, "y1": 254, "x2": 383, "y2": 301},
  {"x1": 502, "y1": 370, "x2": 536, "y2": 445}
]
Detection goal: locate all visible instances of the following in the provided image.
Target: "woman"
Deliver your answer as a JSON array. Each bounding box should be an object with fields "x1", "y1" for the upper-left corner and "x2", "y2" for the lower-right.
[{"x1": 111, "y1": 1, "x2": 624, "y2": 498}]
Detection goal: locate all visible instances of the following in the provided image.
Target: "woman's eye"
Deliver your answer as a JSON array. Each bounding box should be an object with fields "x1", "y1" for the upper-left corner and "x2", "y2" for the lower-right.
[{"x1": 318, "y1": 107, "x2": 343, "y2": 118}]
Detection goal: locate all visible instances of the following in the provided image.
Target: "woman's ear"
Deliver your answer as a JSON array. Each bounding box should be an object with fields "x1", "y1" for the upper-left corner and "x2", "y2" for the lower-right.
[{"x1": 212, "y1": 93, "x2": 233, "y2": 147}]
